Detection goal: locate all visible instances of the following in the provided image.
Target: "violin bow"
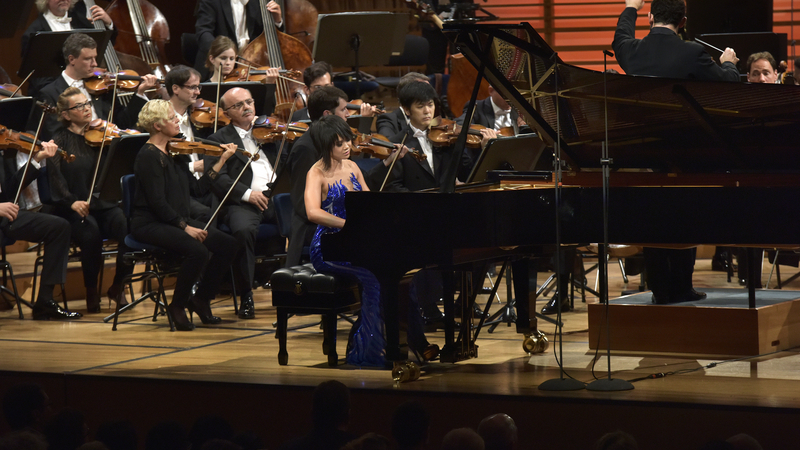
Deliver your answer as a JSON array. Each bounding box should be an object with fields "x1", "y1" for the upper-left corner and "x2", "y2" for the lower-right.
[
  {"x1": 11, "y1": 70, "x2": 35, "y2": 97},
  {"x1": 203, "y1": 151, "x2": 259, "y2": 231},
  {"x1": 214, "y1": 64, "x2": 223, "y2": 133},
  {"x1": 85, "y1": 66, "x2": 121, "y2": 220},
  {"x1": 379, "y1": 133, "x2": 408, "y2": 192},
  {"x1": 13, "y1": 104, "x2": 48, "y2": 205},
  {"x1": 265, "y1": 94, "x2": 299, "y2": 198}
]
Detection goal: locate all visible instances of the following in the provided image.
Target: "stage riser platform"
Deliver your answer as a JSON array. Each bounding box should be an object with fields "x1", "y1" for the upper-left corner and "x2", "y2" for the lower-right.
[
  {"x1": 588, "y1": 289, "x2": 800, "y2": 355},
  {"x1": 1, "y1": 371, "x2": 798, "y2": 450}
]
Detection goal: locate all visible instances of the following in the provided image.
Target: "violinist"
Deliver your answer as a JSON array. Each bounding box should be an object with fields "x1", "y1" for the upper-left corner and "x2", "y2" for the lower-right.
[
  {"x1": 203, "y1": 36, "x2": 279, "y2": 117},
  {"x1": 34, "y1": 33, "x2": 157, "y2": 141},
  {"x1": 385, "y1": 81, "x2": 474, "y2": 192},
  {"x1": 49, "y1": 87, "x2": 133, "y2": 313},
  {"x1": 375, "y1": 72, "x2": 429, "y2": 137},
  {"x1": 21, "y1": 0, "x2": 118, "y2": 97},
  {"x1": 290, "y1": 61, "x2": 380, "y2": 124},
  {"x1": 194, "y1": 0, "x2": 283, "y2": 76},
  {"x1": 206, "y1": 87, "x2": 284, "y2": 319},
  {"x1": 284, "y1": 85, "x2": 406, "y2": 267},
  {"x1": 0, "y1": 139, "x2": 76, "y2": 320},
  {"x1": 133, "y1": 100, "x2": 241, "y2": 331}
]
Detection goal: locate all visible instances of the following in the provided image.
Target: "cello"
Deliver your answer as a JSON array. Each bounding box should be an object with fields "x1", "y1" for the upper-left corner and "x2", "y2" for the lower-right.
[
  {"x1": 105, "y1": 0, "x2": 171, "y2": 79},
  {"x1": 240, "y1": 0, "x2": 312, "y2": 120}
]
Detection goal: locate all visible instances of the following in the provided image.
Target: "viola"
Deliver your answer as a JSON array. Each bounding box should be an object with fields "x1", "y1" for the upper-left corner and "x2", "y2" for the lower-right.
[
  {"x1": 85, "y1": 69, "x2": 164, "y2": 96},
  {"x1": 0, "y1": 125, "x2": 75, "y2": 162},
  {"x1": 190, "y1": 99, "x2": 231, "y2": 129},
  {"x1": 167, "y1": 137, "x2": 259, "y2": 161},
  {"x1": 84, "y1": 119, "x2": 141, "y2": 147}
]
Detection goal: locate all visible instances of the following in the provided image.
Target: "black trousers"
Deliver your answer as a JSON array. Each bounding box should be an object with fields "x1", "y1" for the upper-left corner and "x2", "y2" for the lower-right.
[
  {"x1": 57, "y1": 206, "x2": 133, "y2": 290},
  {"x1": 643, "y1": 247, "x2": 696, "y2": 299},
  {"x1": 131, "y1": 219, "x2": 240, "y2": 307},
  {"x1": 224, "y1": 203, "x2": 275, "y2": 291},
  {"x1": 2, "y1": 210, "x2": 70, "y2": 293},
  {"x1": 285, "y1": 213, "x2": 316, "y2": 267}
]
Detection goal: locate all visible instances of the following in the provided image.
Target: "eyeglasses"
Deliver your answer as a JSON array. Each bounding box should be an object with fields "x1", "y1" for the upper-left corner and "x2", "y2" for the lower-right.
[
  {"x1": 182, "y1": 84, "x2": 202, "y2": 92},
  {"x1": 67, "y1": 101, "x2": 92, "y2": 111},
  {"x1": 225, "y1": 98, "x2": 254, "y2": 111}
]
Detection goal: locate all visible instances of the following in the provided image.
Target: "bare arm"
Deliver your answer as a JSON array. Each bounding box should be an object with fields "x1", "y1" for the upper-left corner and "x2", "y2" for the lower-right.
[{"x1": 304, "y1": 166, "x2": 346, "y2": 228}]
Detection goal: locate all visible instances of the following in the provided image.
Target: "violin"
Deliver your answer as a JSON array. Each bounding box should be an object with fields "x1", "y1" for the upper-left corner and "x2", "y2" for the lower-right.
[
  {"x1": 224, "y1": 65, "x2": 302, "y2": 84},
  {"x1": 346, "y1": 99, "x2": 385, "y2": 114},
  {"x1": 352, "y1": 130, "x2": 427, "y2": 162},
  {"x1": 282, "y1": 121, "x2": 309, "y2": 142},
  {"x1": 251, "y1": 115, "x2": 286, "y2": 143},
  {"x1": 84, "y1": 69, "x2": 163, "y2": 95},
  {"x1": 167, "y1": 137, "x2": 259, "y2": 161},
  {"x1": 84, "y1": 119, "x2": 141, "y2": 147},
  {"x1": 190, "y1": 99, "x2": 231, "y2": 129},
  {"x1": 0, "y1": 125, "x2": 75, "y2": 162},
  {"x1": 428, "y1": 117, "x2": 513, "y2": 148},
  {"x1": 0, "y1": 84, "x2": 23, "y2": 99}
]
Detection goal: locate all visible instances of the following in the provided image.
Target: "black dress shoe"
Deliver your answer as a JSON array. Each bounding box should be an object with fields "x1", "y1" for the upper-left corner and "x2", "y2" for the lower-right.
[
  {"x1": 167, "y1": 303, "x2": 195, "y2": 331},
  {"x1": 32, "y1": 300, "x2": 83, "y2": 320},
  {"x1": 541, "y1": 294, "x2": 570, "y2": 315},
  {"x1": 651, "y1": 293, "x2": 671, "y2": 305},
  {"x1": 238, "y1": 292, "x2": 255, "y2": 319},
  {"x1": 187, "y1": 296, "x2": 222, "y2": 325},
  {"x1": 682, "y1": 288, "x2": 707, "y2": 302}
]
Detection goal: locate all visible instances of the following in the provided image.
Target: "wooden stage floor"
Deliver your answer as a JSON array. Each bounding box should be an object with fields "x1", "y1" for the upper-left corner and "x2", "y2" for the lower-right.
[{"x1": 2, "y1": 250, "x2": 800, "y2": 449}]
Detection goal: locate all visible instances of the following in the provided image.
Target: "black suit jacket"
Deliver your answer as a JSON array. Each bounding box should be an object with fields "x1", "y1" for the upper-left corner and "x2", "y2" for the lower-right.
[
  {"x1": 376, "y1": 107, "x2": 407, "y2": 137},
  {"x1": 290, "y1": 108, "x2": 310, "y2": 122},
  {"x1": 612, "y1": 7, "x2": 739, "y2": 81},
  {"x1": 455, "y1": 97, "x2": 519, "y2": 131},
  {"x1": 386, "y1": 128, "x2": 470, "y2": 192},
  {"x1": 207, "y1": 124, "x2": 285, "y2": 207},
  {"x1": 33, "y1": 75, "x2": 147, "y2": 141}
]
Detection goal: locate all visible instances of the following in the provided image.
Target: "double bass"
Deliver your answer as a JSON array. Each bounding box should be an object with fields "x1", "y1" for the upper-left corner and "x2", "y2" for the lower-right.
[
  {"x1": 106, "y1": 0, "x2": 171, "y2": 79},
  {"x1": 240, "y1": 0, "x2": 312, "y2": 120}
]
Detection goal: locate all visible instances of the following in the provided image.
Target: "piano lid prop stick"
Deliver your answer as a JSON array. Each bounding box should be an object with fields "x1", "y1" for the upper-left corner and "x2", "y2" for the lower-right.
[
  {"x1": 695, "y1": 38, "x2": 723, "y2": 54},
  {"x1": 379, "y1": 133, "x2": 408, "y2": 192}
]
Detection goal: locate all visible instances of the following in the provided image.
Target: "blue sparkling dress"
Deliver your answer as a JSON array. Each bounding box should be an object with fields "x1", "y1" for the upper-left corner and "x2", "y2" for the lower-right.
[{"x1": 310, "y1": 173, "x2": 387, "y2": 367}]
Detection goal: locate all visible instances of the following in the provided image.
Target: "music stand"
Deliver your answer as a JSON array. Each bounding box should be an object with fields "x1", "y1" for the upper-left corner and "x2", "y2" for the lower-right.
[
  {"x1": 0, "y1": 97, "x2": 34, "y2": 132},
  {"x1": 19, "y1": 29, "x2": 112, "y2": 78},
  {"x1": 199, "y1": 82, "x2": 268, "y2": 117},
  {"x1": 96, "y1": 134, "x2": 150, "y2": 203},
  {"x1": 313, "y1": 12, "x2": 408, "y2": 97},
  {"x1": 466, "y1": 134, "x2": 547, "y2": 182}
]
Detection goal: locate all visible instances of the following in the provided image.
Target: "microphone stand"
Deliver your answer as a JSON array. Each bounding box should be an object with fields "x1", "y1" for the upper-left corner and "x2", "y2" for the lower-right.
[
  {"x1": 585, "y1": 50, "x2": 633, "y2": 392},
  {"x1": 538, "y1": 57, "x2": 585, "y2": 391}
]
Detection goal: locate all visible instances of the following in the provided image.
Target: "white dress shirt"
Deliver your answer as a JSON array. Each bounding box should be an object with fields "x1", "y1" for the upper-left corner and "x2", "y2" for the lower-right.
[
  {"x1": 234, "y1": 125, "x2": 274, "y2": 202},
  {"x1": 490, "y1": 97, "x2": 513, "y2": 130},
  {"x1": 410, "y1": 124, "x2": 435, "y2": 174},
  {"x1": 176, "y1": 110, "x2": 202, "y2": 180}
]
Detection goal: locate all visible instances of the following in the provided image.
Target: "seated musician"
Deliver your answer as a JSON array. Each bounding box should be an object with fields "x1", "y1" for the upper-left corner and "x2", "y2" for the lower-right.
[
  {"x1": 21, "y1": 0, "x2": 118, "y2": 97},
  {"x1": 0, "y1": 141, "x2": 76, "y2": 320},
  {"x1": 35, "y1": 33, "x2": 157, "y2": 141},
  {"x1": 455, "y1": 85, "x2": 526, "y2": 134},
  {"x1": 49, "y1": 87, "x2": 133, "y2": 312},
  {"x1": 385, "y1": 81, "x2": 476, "y2": 192},
  {"x1": 202, "y1": 36, "x2": 279, "y2": 117},
  {"x1": 206, "y1": 87, "x2": 284, "y2": 319},
  {"x1": 746, "y1": 51, "x2": 779, "y2": 84},
  {"x1": 305, "y1": 114, "x2": 436, "y2": 366},
  {"x1": 290, "y1": 61, "x2": 380, "y2": 125},
  {"x1": 375, "y1": 72, "x2": 429, "y2": 137},
  {"x1": 132, "y1": 99, "x2": 240, "y2": 331},
  {"x1": 194, "y1": 0, "x2": 283, "y2": 76},
  {"x1": 284, "y1": 85, "x2": 405, "y2": 267}
]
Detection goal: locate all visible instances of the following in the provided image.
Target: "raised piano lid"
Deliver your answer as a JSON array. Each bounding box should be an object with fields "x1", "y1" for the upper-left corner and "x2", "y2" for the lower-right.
[{"x1": 444, "y1": 23, "x2": 800, "y2": 173}]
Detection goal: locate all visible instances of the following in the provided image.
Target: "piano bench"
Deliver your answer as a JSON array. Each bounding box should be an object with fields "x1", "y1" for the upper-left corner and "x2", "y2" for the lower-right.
[{"x1": 270, "y1": 264, "x2": 361, "y2": 366}]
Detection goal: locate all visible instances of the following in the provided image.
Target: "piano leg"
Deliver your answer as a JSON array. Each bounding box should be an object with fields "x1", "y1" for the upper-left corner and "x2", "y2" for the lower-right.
[
  {"x1": 512, "y1": 258, "x2": 549, "y2": 353},
  {"x1": 376, "y1": 271, "x2": 409, "y2": 362}
]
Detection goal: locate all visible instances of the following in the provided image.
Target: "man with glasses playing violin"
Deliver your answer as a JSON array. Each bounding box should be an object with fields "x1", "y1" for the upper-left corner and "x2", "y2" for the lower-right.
[
  {"x1": 207, "y1": 87, "x2": 284, "y2": 319},
  {"x1": 34, "y1": 33, "x2": 157, "y2": 141}
]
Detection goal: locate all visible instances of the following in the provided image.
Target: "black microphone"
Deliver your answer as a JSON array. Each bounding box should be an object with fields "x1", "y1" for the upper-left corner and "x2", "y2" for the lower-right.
[{"x1": 603, "y1": 50, "x2": 614, "y2": 57}]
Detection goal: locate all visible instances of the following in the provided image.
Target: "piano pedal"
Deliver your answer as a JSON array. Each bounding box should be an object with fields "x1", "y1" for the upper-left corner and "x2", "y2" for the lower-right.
[
  {"x1": 392, "y1": 361, "x2": 420, "y2": 384},
  {"x1": 523, "y1": 329, "x2": 549, "y2": 354}
]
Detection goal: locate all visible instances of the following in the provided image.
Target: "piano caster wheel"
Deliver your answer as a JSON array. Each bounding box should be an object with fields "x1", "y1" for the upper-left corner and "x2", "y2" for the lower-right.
[
  {"x1": 523, "y1": 330, "x2": 549, "y2": 354},
  {"x1": 392, "y1": 361, "x2": 420, "y2": 383}
]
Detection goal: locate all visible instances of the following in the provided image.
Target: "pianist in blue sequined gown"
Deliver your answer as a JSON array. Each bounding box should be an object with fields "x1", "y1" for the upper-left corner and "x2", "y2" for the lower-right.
[{"x1": 305, "y1": 116, "x2": 386, "y2": 367}]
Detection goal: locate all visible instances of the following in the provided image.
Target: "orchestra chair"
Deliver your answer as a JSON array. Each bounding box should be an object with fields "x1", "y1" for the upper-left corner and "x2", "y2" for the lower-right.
[
  {"x1": 374, "y1": 35, "x2": 430, "y2": 90},
  {"x1": 577, "y1": 244, "x2": 645, "y2": 301},
  {"x1": 353, "y1": 157, "x2": 381, "y2": 175},
  {"x1": 0, "y1": 234, "x2": 25, "y2": 319},
  {"x1": 766, "y1": 249, "x2": 800, "y2": 289},
  {"x1": 270, "y1": 263, "x2": 361, "y2": 366},
  {"x1": 103, "y1": 174, "x2": 177, "y2": 331}
]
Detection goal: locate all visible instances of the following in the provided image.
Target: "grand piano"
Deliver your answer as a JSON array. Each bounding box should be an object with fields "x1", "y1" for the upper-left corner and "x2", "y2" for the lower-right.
[{"x1": 322, "y1": 23, "x2": 800, "y2": 363}]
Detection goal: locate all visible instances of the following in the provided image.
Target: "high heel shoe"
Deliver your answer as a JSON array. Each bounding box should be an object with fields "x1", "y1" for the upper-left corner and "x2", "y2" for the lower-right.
[
  {"x1": 166, "y1": 303, "x2": 195, "y2": 331},
  {"x1": 187, "y1": 296, "x2": 222, "y2": 325}
]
